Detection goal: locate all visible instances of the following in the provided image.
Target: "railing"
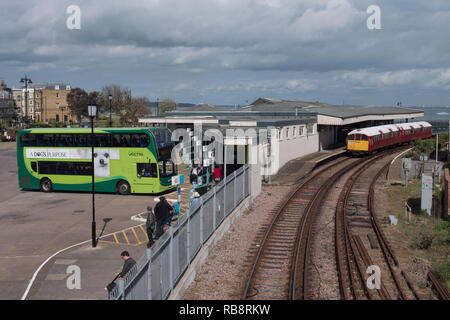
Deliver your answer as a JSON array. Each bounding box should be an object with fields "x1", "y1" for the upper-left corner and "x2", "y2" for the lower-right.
[{"x1": 109, "y1": 164, "x2": 251, "y2": 300}]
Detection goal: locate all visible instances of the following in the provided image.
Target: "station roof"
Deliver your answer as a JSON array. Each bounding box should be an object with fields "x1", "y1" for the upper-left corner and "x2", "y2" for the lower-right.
[{"x1": 243, "y1": 98, "x2": 425, "y2": 125}]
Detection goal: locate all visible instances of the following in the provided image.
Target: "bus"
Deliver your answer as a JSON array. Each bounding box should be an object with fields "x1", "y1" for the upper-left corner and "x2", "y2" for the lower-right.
[{"x1": 16, "y1": 127, "x2": 178, "y2": 195}]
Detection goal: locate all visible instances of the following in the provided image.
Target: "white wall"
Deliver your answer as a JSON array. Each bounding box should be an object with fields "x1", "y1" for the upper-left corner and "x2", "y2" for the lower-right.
[{"x1": 276, "y1": 124, "x2": 319, "y2": 173}]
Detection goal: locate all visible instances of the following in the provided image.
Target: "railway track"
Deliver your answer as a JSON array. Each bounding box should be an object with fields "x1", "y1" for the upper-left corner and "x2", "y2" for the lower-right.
[
  {"x1": 242, "y1": 147, "x2": 445, "y2": 300},
  {"x1": 335, "y1": 148, "x2": 421, "y2": 300},
  {"x1": 428, "y1": 271, "x2": 450, "y2": 300},
  {"x1": 242, "y1": 156, "x2": 362, "y2": 300}
]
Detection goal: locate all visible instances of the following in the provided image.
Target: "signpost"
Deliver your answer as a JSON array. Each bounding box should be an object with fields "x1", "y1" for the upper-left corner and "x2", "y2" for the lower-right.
[
  {"x1": 421, "y1": 173, "x2": 433, "y2": 216},
  {"x1": 171, "y1": 174, "x2": 184, "y2": 220}
]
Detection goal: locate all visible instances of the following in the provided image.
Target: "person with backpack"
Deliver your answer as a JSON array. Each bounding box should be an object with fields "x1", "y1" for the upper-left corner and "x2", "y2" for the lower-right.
[{"x1": 145, "y1": 206, "x2": 156, "y2": 247}]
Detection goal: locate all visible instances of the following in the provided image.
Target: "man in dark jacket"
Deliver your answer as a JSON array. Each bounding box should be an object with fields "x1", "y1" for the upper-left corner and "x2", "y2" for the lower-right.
[
  {"x1": 154, "y1": 196, "x2": 170, "y2": 239},
  {"x1": 104, "y1": 251, "x2": 136, "y2": 294},
  {"x1": 118, "y1": 251, "x2": 136, "y2": 279}
]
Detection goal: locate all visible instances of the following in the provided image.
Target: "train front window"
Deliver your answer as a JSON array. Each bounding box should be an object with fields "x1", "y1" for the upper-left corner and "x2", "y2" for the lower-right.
[{"x1": 361, "y1": 135, "x2": 368, "y2": 141}]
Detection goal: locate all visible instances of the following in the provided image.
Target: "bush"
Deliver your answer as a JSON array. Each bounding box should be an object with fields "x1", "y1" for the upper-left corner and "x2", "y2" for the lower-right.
[
  {"x1": 434, "y1": 220, "x2": 450, "y2": 245},
  {"x1": 411, "y1": 223, "x2": 435, "y2": 249}
]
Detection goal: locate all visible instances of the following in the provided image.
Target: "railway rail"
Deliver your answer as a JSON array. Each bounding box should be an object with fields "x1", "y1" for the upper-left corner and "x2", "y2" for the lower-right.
[
  {"x1": 428, "y1": 271, "x2": 450, "y2": 300},
  {"x1": 335, "y1": 148, "x2": 421, "y2": 300},
  {"x1": 242, "y1": 156, "x2": 361, "y2": 300}
]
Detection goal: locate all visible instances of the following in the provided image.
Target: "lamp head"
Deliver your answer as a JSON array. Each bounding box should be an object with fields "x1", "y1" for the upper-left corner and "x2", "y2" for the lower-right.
[{"x1": 88, "y1": 100, "x2": 97, "y2": 117}]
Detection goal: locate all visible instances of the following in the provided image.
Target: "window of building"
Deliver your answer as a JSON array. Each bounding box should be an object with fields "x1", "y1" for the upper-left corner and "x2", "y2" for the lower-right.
[
  {"x1": 56, "y1": 93, "x2": 59, "y2": 98},
  {"x1": 29, "y1": 100, "x2": 33, "y2": 105}
]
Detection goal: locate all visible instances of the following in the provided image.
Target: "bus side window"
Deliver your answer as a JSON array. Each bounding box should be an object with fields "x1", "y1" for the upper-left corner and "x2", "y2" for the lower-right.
[
  {"x1": 38, "y1": 161, "x2": 57, "y2": 174},
  {"x1": 37, "y1": 134, "x2": 55, "y2": 147},
  {"x1": 137, "y1": 163, "x2": 157, "y2": 177},
  {"x1": 94, "y1": 134, "x2": 109, "y2": 148},
  {"x1": 31, "y1": 162, "x2": 37, "y2": 173},
  {"x1": 129, "y1": 135, "x2": 139, "y2": 148},
  {"x1": 138, "y1": 134, "x2": 150, "y2": 147},
  {"x1": 74, "y1": 162, "x2": 92, "y2": 175},
  {"x1": 111, "y1": 134, "x2": 121, "y2": 147},
  {"x1": 120, "y1": 134, "x2": 131, "y2": 147}
]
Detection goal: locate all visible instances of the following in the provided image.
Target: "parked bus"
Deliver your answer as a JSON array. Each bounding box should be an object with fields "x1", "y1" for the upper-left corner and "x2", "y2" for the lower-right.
[{"x1": 16, "y1": 127, "x2": 177, "y2": 194}]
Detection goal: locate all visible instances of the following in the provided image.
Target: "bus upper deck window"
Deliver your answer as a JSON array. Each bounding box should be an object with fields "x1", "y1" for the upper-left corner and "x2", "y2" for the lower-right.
[{"x1": 19, "y1": 133, "x2": 35, "y2": 147}]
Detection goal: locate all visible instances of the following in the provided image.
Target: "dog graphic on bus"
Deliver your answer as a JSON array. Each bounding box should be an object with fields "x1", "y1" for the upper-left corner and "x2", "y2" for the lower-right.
[{"x1": 93, "y1": 149, "x2": 111, "y2": 178}]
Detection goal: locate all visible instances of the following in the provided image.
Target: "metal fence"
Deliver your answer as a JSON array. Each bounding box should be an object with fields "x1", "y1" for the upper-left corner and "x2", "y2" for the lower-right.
[{"x1": 109, "y1": 164, "x2": 251, "y2": 300}]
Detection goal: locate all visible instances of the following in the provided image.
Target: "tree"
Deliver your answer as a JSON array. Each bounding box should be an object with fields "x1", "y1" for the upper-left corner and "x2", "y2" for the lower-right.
[
  {"x1": 67, "y1": 88, "x2": 89, "y2": 123},
  {"x1": 100, "y1": 85, "x2": 151, "y2": 126},
  {"x1": 158, "y1": 98, "x2": 177, "y2": 116},
  {"x1": 67, "y1": 89, "x2": 100, "y2": 123},
  {"x1": 126, "y1": 97, "x2": 151, "y2": 125}
]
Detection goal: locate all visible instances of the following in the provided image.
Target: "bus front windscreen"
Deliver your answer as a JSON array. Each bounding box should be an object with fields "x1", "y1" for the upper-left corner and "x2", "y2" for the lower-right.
[{"x1": 152, "y1": 129, "x2": 174, "y2": 160}]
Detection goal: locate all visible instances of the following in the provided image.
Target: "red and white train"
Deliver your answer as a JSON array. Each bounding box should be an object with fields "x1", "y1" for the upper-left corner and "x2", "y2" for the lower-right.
[{"x1": 347, "y1": 121, "x2": 432, "y2": 155}]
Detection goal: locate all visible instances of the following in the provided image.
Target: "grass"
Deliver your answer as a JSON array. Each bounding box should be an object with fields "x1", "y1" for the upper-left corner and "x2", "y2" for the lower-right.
[{"x1": 385, "y1": 180, "x2": 450, "y2": 289}]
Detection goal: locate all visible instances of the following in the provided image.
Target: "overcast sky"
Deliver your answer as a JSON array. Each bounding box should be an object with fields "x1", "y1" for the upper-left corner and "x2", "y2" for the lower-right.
[{"x1": 1, "y1": 0, "x2": 450, "y2": 106}]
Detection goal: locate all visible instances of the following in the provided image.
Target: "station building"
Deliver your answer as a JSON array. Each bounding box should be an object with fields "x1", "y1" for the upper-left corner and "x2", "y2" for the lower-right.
[{"x1": 138, "y1": 98, "x2": 424, "y2": 197}]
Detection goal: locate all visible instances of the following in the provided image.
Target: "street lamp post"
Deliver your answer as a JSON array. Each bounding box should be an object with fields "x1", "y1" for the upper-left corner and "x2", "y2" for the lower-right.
[
  {"x1": 88, "y1": 100, "x2": 97, "y2": 248},
  {"x1": 59, "y1": 106, "x2": 65, "y2": 125},
  {"x1": 108, "y1": 94, "x2": 112, "y2": 127},
  {"x1": 20, "y1": 75, "x2": 32, "y2": 128}
]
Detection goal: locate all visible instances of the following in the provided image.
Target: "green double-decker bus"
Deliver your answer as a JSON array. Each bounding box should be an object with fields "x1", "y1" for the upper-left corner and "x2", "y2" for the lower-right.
[{"x1": 16, "y1": 127, "x2": 177, "y2": 194}]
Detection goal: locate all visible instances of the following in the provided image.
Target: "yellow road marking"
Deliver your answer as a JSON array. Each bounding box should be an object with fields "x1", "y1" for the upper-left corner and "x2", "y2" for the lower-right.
[
  {"x1": 113, "y1": 233, "x2": 119, "y2": 244},
  {"x1": 139, "y1": 225, "x2": 149, "y2": 240},
  {"x1": 131, "y1": 227, "x2": 140, "y2": 243},
  {"x1": 122, "y1": 231, "x2": 130, "y2": 245}
]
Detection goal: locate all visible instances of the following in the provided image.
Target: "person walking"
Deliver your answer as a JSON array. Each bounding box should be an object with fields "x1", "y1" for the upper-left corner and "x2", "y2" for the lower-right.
[
  {"x1": 154, "y1": 196, "x2": 170, "y2": 239},
  {"x1": 191, "y1": 191, "x2": 200, "y2": 207},
  {"x1": 118, "y1": 251, "x2": 136, "y2": 279},
  {"x1": 191, "y1": 166, "x2": 198, "y2": 187},
  {"x1": 105, "y1": 250, "x2": 136, "y2": 292},
  {"x1": 213, "y1": 165, "x2": 222, "y2": 184},
  {"x1": 145, "y1": 206, "x2": 156, "y2": 247}
]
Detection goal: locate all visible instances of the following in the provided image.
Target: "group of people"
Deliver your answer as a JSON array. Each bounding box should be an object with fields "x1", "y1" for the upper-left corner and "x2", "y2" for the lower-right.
[
  {"x1": 105, "y1": 197, "x2": 176, "y2": 295},
  {"x1": 189, "y1": 163, "x2": 223, "y2": 188},
  {"x1": 106, "y1": 165, "x2": 226, "y2": 295}
]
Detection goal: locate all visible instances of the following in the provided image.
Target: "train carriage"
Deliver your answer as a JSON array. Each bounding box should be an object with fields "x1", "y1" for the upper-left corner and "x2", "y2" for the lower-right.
[{"x1": 347, "y1": 121, "x2": 432, "y2": 155}]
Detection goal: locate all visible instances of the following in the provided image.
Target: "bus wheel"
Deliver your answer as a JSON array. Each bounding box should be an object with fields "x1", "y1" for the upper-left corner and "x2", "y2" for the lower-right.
[
  {"x1": 40, "y1": 178, "x2": 53, "y2": 192},
  {"x1": 117, "y1": 180, "x2": 130, "y2": 195}
]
